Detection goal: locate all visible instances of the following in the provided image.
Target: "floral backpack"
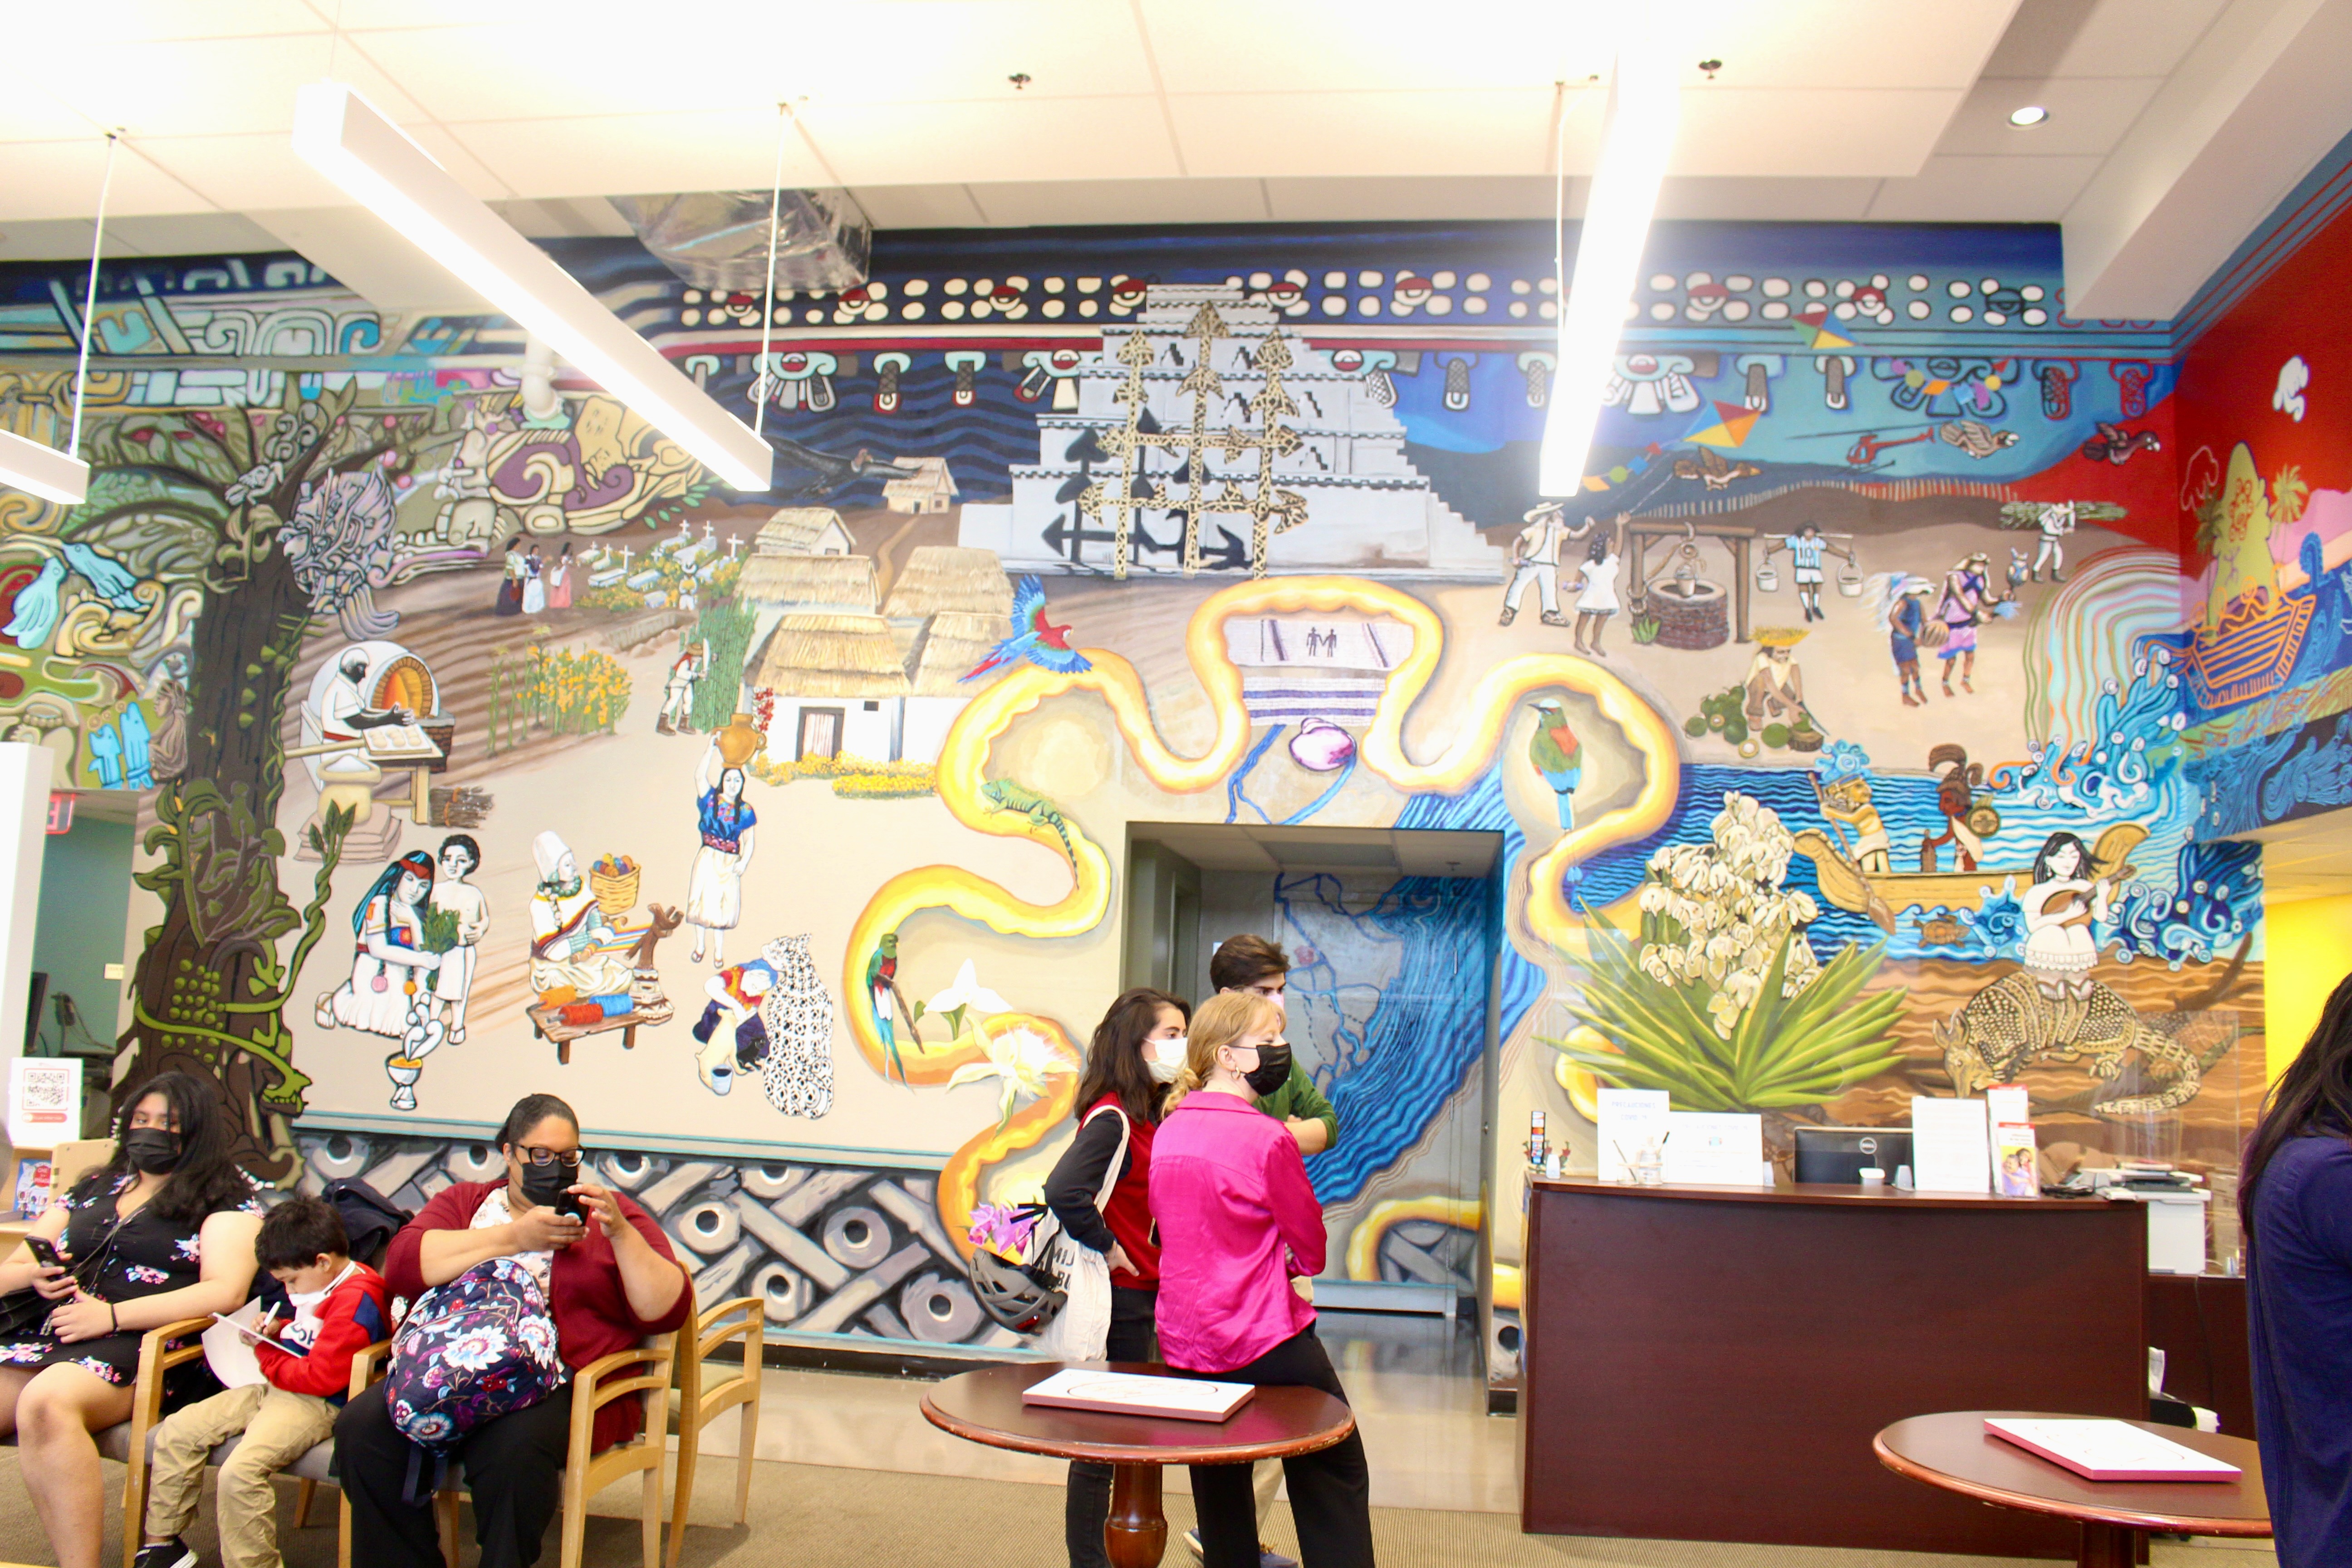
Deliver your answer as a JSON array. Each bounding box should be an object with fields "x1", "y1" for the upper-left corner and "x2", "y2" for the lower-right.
[{"x1": 382, "y1": 1257, "x2": 567, "y2": 1497}]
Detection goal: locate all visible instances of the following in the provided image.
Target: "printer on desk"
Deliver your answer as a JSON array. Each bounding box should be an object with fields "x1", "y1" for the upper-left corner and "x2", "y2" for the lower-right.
[{"x1": 2058, "y1": 1163, "x2": 2210, "y2": 1274}]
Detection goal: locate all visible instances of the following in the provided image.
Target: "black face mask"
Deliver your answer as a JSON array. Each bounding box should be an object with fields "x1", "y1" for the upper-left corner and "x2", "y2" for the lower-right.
[
  {"x1": 516, "y1": 1158, "x2": 577, "y2": 1211},
  {"x1": 1240, "y1": 1042, "x2": 1293, "y2": 1098},
  {"x1": 123, "y1": 1127, "x2": 182, "y2": 1175}
]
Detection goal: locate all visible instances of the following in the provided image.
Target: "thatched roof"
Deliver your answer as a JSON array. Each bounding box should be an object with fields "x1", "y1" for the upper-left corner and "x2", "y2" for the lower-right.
[
  {"x1": 751, "y1": 614, "x2": 911, "y2": 698},
  {"x1": 757, "y1": 508, "x2": 851, "y2": 555},
  {"x1": 881, "y1": 546, "x2": 1014, "y2": 620},
  {"x1": 908, "y1": 611, "x2": 1013, "y2": 695},
  {"x1": 737, "y1": 552, "x2": 879, "y2": 613},
  {"x1": 882, "y1": 456, "x2": 958, "y2": 503}
]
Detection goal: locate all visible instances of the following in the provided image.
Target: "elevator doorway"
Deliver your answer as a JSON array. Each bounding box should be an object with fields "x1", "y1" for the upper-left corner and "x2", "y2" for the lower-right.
[{"x1": 1123, "y1": 823, "x2": 1504, "y2": 1323}]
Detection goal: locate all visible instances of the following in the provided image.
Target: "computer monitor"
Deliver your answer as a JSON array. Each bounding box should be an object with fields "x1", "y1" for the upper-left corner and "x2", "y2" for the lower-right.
[
  {"x1": 24, "y1": 971, "x2": 45, "y2": 1055},
  {"x1": 1793, "y1": 1125, "x2": 1913, "y2": 1185}
]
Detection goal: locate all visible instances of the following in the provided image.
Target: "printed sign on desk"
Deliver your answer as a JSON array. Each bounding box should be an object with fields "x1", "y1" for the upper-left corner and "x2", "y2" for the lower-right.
[
  {"x1": 1596, "y1": 1088, "x2": 1671, "y2": 1182},
  {"x1": 1662, "y1": 1111, "x2": 1765, "y2": 1186},
  {"x1": 8, "y1": 1058, "x2": 80, "y2": 1149}
]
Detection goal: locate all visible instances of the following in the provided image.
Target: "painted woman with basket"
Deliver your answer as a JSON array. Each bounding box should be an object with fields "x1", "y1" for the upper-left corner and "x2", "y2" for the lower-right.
[
  {"x1": 1038, "y1": 987, "x2": 1191, "y2": 1568},
  {"x1": 0, "y1": 1073, "x2": 264, "y2": 1568},
  {"x1": 334, "y1": 1093, "x2": 689, "y2": 1568}
]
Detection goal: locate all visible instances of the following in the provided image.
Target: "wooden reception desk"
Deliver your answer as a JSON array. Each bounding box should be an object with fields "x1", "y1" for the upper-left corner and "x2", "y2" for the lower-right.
[{"x1": 1519, "y1": 1179, "x2": 2146, "y2": 1558}]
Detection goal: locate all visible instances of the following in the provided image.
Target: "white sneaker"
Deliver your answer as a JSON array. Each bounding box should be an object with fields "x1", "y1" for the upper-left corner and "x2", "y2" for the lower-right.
[{"x1": 1182, "y1": 1527, "x2": 1203, "y2": 1562}]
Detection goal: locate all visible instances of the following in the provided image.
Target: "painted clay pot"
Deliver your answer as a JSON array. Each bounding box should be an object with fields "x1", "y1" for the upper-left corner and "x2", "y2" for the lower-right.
[{"x1": 715, "y1": 713, "x2": 765, "y2": 769}]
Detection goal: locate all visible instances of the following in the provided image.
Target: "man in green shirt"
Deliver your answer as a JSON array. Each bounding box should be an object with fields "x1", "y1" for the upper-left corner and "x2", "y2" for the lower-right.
[{"x1": 1185, "y1": 933, "x2": 1337, "y2": 1568}]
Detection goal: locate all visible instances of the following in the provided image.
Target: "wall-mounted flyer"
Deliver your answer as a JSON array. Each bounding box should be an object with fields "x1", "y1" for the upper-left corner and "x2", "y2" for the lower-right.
[
  {"x1": 1911, "y1": 1096, "x2": 1992, "y2": 1194},
  {"x1": 1596, "y1": 1088, "x2": 1671, "y2": 1182},
  {"x1": 7, "y1": 1058, "x2": 80, "y2": 1150},
  {"x1": 1663, "y1": 1111, "x2": 1765, "y2": 1186}
]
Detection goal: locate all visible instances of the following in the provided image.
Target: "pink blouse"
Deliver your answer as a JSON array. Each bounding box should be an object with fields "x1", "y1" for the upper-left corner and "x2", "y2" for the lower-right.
[{"x1": 1148, "y1": 1090, "x2": 1325, "y2": 1373}]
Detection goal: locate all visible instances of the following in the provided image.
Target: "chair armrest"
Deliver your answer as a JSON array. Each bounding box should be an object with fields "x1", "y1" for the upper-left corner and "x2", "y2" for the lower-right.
[
  {"x1": 128, "y1": 1318, "x2": 217, "y2": 1446},
  {"x1": 348, "y1": 1340, "x2": 393, "y2": 1401},
  {"x1": 566, "y1": 1335, "x2": 678, "y2": 1456},
  {"x1": 693, "y1": 1296, "x2": 764, "y2": 1361}
]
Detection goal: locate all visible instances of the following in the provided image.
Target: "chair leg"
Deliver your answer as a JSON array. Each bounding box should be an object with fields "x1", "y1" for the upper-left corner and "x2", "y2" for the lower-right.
[
  {"x1": 665, "y1": 1423, "x2": 699, "y2": 1568},
  {"x1": 640, "y1": 1462, "x2": 662, "y2": 1568},
  {"x1": 558, "y1": 1463, "x2": 588, "y2": 1568},
  {"x1": 733, "y1": 1398, "x2": 757, "y2": 1525},
  {"x1": 120, "y1": 1455, "x2": 149, "y2": 1568},
  {"x1": 435, "y1": 1489, "x2": 461, "y2": 1568},
  {"x1": 338, "y1": 1490, "x2": 352, "y2": 1568},
  {"x1": 296, "y1": 1477, "x2": 318, "y2": 1529}
]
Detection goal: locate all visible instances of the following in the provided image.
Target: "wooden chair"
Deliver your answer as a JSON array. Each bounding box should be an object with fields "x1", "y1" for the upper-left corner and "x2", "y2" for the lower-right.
[
  {"x1": 662, "y1": 1291, "x2": 762, "y2": 1568},
  {"x1": 383, "y1": 1330, "x2": 678, "y2": 1568},
  {"x1": 112, "y1": 1318, "x2": 382, "y2": 1568}
]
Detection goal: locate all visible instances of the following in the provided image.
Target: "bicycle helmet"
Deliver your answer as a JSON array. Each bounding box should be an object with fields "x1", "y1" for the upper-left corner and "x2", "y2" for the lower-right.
[{"x1": 969, "y1": 1247, "x2": 1064, "y2": 1333}]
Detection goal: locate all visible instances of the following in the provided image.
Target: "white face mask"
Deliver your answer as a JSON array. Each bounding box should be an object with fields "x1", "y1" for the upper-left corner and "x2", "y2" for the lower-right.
[
  {"x1": 1261, "y1": 989, "x2": 1287, "y2": 1016},
  {"x1": 287, "y1": 1259, "x2": 358, "y2": 1314},
  {"x1": 1147, "y1": 1035, "x2": 1189, "y2": 1083}
]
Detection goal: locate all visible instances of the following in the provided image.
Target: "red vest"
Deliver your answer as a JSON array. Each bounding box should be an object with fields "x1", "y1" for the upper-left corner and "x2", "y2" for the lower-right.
[{"x1": 1087, "y1": 1093, "x2": 1161, "y2": 1288}]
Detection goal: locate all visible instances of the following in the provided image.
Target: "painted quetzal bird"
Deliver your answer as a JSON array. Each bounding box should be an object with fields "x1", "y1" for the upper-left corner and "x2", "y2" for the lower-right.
[
  {"x1": 1528, "y1": 698, "x2": 1583, "y2": 831},
  {"x1": 865, "y1": 932, "x2": 907, "y2": 1082},
  {"x1": 963, "y1": 575, "x2": 1093, "y2": 681}
]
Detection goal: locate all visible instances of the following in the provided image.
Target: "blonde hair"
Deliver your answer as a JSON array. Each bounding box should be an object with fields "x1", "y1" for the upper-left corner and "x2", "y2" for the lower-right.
[{"x1": 1164, "y1": 990, "x2": 1282, "y2": 1112}]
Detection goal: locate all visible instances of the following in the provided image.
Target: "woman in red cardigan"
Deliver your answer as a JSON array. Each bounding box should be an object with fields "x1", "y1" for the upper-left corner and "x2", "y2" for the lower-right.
[{"x1": 334, "y1": 1094, "x2": 690, "y2": 1568}]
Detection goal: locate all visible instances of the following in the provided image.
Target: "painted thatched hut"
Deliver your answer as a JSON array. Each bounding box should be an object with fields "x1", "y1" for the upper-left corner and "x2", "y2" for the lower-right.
[
  {"x1": 880, "y1": 546, "x2": 1014, "y2": 622},
  {"x1": 737, "y1": 553, "x2": 880, "y2": 616},
  {"x1": 757, "y1": 508, "x2": 854, "y2": 558},
  {"x1": 750, "y1": 612, "x2": 911, "y2": 761},
  {"x1": 882, "y1": 456, "x2": 958, "y2": 514}
]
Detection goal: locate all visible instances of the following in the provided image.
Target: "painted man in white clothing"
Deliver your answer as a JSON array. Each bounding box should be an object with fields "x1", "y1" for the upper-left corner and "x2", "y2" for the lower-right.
[
  {"x1": 1499, "y1": 502, "x2": 1588, "y2": 628},
  {"x1": 1761, "y1": 523, "x2": 1858, "y2": 622}
]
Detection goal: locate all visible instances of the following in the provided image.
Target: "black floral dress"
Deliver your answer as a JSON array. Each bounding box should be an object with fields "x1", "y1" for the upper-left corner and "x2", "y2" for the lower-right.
[{"x1": 0, "y1": 1175, "x2": 263, "y2": 1402}]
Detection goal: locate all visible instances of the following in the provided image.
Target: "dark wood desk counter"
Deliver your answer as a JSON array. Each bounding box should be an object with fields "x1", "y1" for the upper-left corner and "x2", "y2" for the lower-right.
[{"x1": 1519, "y1": 1179, "x2": 2147, "y2": 1558}]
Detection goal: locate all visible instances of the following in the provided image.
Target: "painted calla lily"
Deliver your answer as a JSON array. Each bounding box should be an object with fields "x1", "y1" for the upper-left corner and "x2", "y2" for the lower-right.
[{"x1": 946, "y1": 1024, "x2": 1067, "y2": 1126}]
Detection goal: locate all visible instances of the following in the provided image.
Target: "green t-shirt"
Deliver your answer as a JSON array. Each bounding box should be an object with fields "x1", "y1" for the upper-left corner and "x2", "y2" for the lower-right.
[{"x1": 1255, "y1": 1060, "x2": 1339, "y2": 1149}]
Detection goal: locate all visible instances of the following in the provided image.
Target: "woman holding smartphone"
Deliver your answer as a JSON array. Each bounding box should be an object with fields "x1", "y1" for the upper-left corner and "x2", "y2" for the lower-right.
[
  {"x1": 1151, "y1": 991, "x2": 1374, "y2": 1568},
  {"x1": 0, "y1": 1072, "x2": 265, "y2": 1568},
  {"x1": 1044, "y1": 987, "x2": 1190, "y2": 1568}
]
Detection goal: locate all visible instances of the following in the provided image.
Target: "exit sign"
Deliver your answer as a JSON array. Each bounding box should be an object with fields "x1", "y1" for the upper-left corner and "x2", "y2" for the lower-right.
[{"x1": 44, "y1": 793, "x2": 72, "y2": 834}]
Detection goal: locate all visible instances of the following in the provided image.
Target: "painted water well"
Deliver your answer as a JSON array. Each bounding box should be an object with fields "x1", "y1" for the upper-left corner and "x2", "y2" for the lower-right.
[{"x1": 1650, "y1": 541, "x2": 1731, "y2": 649}]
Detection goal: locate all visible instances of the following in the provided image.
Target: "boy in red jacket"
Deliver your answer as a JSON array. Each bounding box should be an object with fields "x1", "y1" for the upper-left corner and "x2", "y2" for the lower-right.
[{"x1": 137, "y1": 1197, "x2": 390, "y2": 1568}]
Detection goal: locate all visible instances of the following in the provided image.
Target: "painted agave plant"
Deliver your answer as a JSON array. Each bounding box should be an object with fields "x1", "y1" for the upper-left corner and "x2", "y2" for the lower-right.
[{"x1": 1547, "y1": 911, "x2": 1906, "y2": 1112}]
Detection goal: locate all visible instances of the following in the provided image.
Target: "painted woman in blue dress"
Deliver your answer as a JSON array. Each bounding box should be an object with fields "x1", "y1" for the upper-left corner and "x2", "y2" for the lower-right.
[{"x1": 685, "y1": 747, "x2": 757, "y2": 966}]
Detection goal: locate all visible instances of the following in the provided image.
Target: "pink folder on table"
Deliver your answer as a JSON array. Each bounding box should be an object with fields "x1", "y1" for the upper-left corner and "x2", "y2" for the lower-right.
[{"x1": 1984, "y1": 1418, "x2": 2241, "y2": 1482}]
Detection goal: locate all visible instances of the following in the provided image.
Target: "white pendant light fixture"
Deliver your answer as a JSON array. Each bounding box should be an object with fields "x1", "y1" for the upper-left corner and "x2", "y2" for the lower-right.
[
  {"x1": 0, "y1": 132, "x2": 119, "y2": 507},
  {"x1": 292, "y1": 81, "x2": 773, "y2": 492},
  {"x1": 1536, "y1": 46, "x2": 1680, "y2": 498}
]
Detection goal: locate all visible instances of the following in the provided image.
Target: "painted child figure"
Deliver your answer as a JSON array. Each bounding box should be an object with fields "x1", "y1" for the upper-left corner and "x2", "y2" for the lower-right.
[
  {"x1": 426, "y1": 833, "x2": 489, "y2": 1045},
  {"x1": 137, "y1": 1198, "x2": 389, "y2": 1568}
]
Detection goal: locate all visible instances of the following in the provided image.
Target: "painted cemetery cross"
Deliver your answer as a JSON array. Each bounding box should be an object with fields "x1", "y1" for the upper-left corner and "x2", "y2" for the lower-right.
[{"x1": 0, "y1": 228, "x2": 2261, "y2": 1349}]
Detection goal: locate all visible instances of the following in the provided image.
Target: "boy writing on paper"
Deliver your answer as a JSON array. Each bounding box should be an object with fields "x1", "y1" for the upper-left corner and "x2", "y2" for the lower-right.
[{"x1": 137, "y1": 1197, "x2": 390, "y2": 1568}]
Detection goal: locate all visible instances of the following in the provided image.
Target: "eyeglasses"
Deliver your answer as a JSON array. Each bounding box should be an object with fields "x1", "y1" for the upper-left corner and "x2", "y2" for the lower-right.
[{"x1": 514, "y1": 1145, "x2": 582, "y2": 1168}]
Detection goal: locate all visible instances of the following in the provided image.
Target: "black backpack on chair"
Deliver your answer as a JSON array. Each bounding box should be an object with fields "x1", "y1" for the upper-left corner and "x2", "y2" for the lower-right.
[{"x1": 322, "y1": 1177, "x2": 414, "y2": 1272}]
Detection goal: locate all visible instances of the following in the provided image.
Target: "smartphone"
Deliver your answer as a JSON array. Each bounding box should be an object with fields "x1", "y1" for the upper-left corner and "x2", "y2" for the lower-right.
[
  {"x1": 21, "y1": 1236, "x2": 62, "y2": 1270},
  {"x1": 554, "y1": 1187, "x2": 587, "y2": 1222}
]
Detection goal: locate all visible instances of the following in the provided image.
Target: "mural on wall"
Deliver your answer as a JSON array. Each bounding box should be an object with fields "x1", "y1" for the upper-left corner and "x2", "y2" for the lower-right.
[{"x1": 0, "y1": 219, "x2": 2263, "y2": 1354}]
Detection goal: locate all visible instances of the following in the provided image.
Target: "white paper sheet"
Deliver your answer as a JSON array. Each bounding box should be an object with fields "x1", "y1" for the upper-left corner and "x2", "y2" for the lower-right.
[
  {"x1": 1911, "y1": 1096, "x2": 1992, "y2": 1194},
  {"x1": 201, "y1": 1301, "x2": 272, "y2": 1390},
  {"x1": 1596, "y1": 1088, "x2": 1671, "y2": 1182},
  {"x1": 1662, "y1": 1112, "x2": 1765, "y2": 1186}
]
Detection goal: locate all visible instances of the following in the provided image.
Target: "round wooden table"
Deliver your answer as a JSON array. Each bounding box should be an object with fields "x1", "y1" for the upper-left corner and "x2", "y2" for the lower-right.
[
  {"x1": 921, "y1": 1361, "x2": 1355, "y2": 1568},
  {"x1": 1874, "y1": 1411, "x2": 2269, "y2": 1568}
]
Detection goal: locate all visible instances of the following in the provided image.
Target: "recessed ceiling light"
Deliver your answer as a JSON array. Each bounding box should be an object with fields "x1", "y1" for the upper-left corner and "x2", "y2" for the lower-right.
[{"x1": 2009, "y1": 105, "x2": 2049, "y2": 127}]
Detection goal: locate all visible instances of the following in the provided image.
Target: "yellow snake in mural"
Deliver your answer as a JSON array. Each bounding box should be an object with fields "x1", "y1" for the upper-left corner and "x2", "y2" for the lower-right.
[{"x1": 841, "y1": 575, "x2": 1682, "y2": 1250}]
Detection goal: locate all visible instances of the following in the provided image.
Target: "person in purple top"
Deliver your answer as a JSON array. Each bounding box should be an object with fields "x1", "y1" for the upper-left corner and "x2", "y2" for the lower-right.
[
  {"x1": 2244, "y1": 970, "x2": 2352, "y2": 1568},
  {"x1": 1149, "y1": 991, "x2": 1373, "y2": 1568}
]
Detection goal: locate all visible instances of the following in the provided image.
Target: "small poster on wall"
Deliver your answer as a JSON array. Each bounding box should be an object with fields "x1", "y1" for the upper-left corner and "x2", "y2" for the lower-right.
[{"x1": 8, "y1": 1058, "x2": 80, "y2": 1150}]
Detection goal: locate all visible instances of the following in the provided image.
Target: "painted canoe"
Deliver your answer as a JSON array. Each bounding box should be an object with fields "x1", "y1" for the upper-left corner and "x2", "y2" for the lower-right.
[{"x1": 1792, "y1": 821, "x2": 2147, "y2": 931}]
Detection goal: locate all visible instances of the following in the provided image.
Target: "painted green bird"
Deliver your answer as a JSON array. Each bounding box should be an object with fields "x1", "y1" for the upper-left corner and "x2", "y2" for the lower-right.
[
  {"x1": 865, "y1": 931, "x2": 908, "y2": 1082},
  {"x1": 1528, "y1": 698, "x2": 1583, "y2": 830}
]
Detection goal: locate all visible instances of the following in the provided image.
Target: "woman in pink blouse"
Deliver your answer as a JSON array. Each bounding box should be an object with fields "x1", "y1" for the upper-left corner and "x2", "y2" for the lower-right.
[{"x1": 1149, "y1": 991, "x2": 1374, "y2": 1568}]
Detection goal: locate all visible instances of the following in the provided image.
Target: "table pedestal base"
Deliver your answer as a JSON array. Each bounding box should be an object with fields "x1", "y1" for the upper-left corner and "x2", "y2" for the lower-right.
[
  {"x1": 1107, "y1": 1463, "x2": 1166, "y2": 1568},
  {"x1": 2078, "y1": 1521, "x2": 2147, "y2": 1568}
]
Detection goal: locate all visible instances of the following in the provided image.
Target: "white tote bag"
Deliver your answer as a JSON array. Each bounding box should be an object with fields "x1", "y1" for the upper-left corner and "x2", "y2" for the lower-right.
[{"x1": 1035, "y1": 1103, "x2": 1130, "y2": 1362}]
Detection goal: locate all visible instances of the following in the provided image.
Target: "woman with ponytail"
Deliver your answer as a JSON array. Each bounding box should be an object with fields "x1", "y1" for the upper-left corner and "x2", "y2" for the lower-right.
[
  {"x1": 1150, "y1": 991, "x2": 1373, "y2": 1568},
  {"x1": 2245, "y1": 970, "x2": 2352, "y2": 1567},
  {"x1": 1044, "y1": 987, "x2": 1189, "y2": 1568}
]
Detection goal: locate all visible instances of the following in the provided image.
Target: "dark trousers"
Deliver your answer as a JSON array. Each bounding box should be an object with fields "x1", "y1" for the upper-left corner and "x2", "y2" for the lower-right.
[
  {"x1": 1064, "y1": 1285, "x2": 1159, "y2": 1568},
  {"x1": 1180, "y1": 1328, "x2": 1373, "y2": 1568},
  {"x1": 336, "y1": 1379, "x2": 577, "y2": 1568}
]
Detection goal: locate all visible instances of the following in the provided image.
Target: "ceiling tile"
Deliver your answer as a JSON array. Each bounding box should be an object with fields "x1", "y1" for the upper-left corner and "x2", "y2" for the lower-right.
[
  {"x1": 1866, "y1": 153, "x2": 2103, "y2": 220},
  {"x1": 853, "y1": 184, "x2": 993, "y2": 230},
  {"x1": 1138, "y1": 0, "x2": 1611, "y2": 95},
  {"x1": 131, "y1": 134, "x2": 366, "y2": 213},
  {"x1": 489, "y1": 197, "x2": 637, "y2": 239},
  {"x1": 1263, "y1": 175, "x2": 1558, "y2": 221},
  {"x1": 805, "y1": 98, "x2": 1181, "y2": 186},
  {"x1": 1695, "y1": 0, "x2": 2023, "y2": 90},
  {"x1": 0, "y1": 219, "x2": 139, "y2": 261},
  {"x1": 968, "y1": 179, "x2": 1271, "y2": 226},
  {"x1": 103, "y1": 212, "x2": 290, "y2": 259},
  {"x1": 1672, "y1": 89, "x2": 1965, "y2": 177},
  {"x1": 11, "y1": 0, "x2": 325, "y2": 43},
  {"x1": 1938, "y1": 74, "x2": 2163, "y2": 155},
  {"x1": 0, "y1": 141, "x2": 216, "y2": 221},
  {"x1": 447, "y1": 111, "x2": 834, "y2": 201},
  {"x1": 1654, "y1": 176, "x2": 1885, "y2": 220},
  {"x1": 42, "y1": 34, "x2": 427, "y2": 139},
  {"x1": 1168, "y1": 88, "x2": 1563, "y2": 179},
  {"x1": 0, "y1": 87, "x2": 96, "y2": 142},
  {"x1": 1985, "y1": 0, "x2": 2230, "y2": 78}
]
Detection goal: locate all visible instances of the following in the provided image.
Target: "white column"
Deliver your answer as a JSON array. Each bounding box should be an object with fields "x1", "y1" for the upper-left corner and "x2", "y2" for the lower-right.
[{"x1": 0, "y1": 744, "x2": 52, "y2": 1062}]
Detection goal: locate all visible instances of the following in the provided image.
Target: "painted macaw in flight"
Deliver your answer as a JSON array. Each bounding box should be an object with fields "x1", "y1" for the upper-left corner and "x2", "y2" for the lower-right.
[
  {"x1": 962, "y1": 575, "x2": 1093, "y2": 681},
  {"x1": 1528, "y1": 698, "x2": 1583, "y2": 831}
]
